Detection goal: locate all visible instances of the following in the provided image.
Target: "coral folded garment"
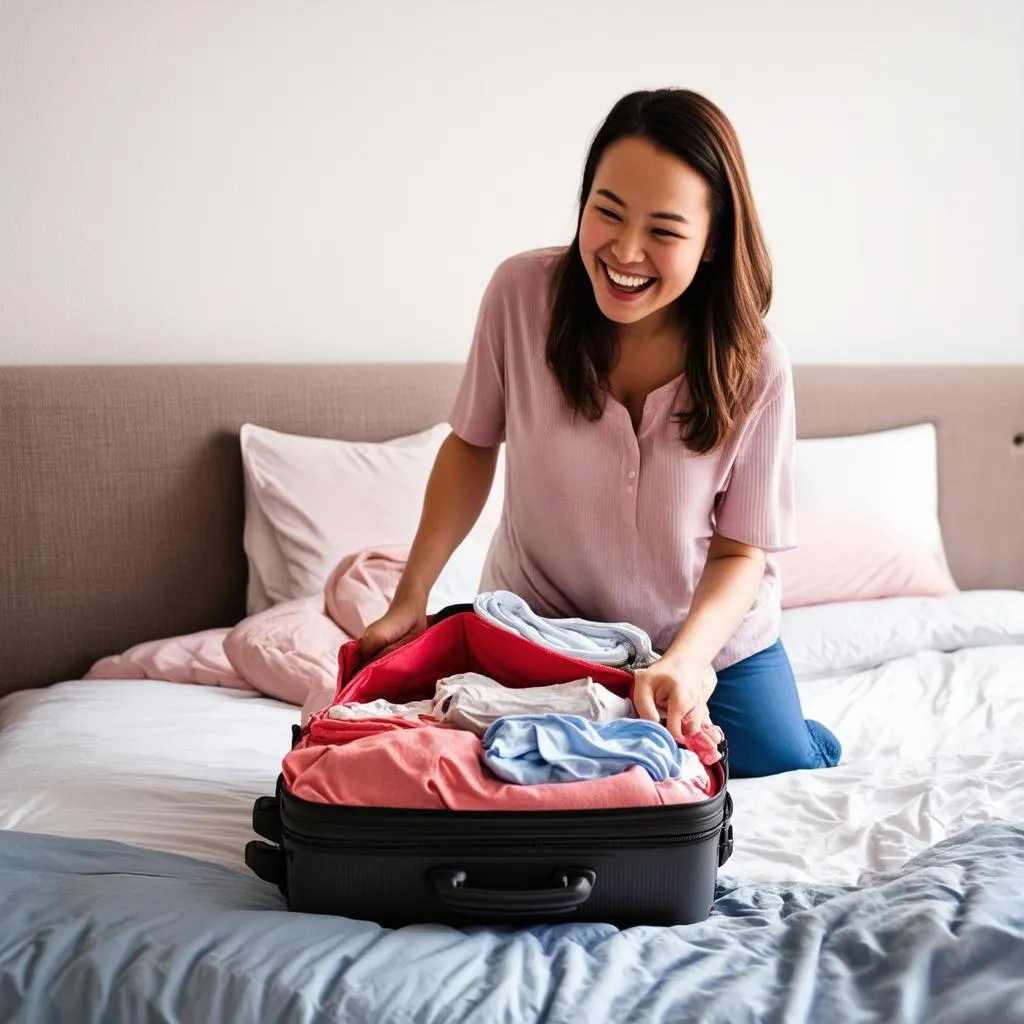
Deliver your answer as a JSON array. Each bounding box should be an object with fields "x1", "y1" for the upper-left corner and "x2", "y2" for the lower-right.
[
  {"x1": 473, "y1": 591, "x2": 659, "y2": 670},
  {"x1": 481, "y1": 714, "x2": 709, "y2": 787},
  {"x1": 432, "y1": 672, "x2": 634, "y2": 736},
  {"x1": 284, "y1": 726, "x2": 715, "y2": 810},
  {"x1": 305, "y1": 715, "x2": 427, "y2": 747}
]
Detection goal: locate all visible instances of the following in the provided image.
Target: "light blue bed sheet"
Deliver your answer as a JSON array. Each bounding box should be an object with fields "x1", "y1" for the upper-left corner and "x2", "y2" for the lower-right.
[{"x1": 1, "y1": 823, "x2": 1022, "y2": 1024}]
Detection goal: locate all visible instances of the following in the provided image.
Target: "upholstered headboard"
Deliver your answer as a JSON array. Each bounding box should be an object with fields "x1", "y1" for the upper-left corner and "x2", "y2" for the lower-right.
[{"x1": 1, "y1": 364, "x2": 1022, "y2": 696}]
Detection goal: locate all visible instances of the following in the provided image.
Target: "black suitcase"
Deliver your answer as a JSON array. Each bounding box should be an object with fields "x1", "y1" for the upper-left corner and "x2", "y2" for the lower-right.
[
  {"x1": 245, "y1": 607, "x2": 734, "y2": 928},
  {"x1": 247, "y1": 754, "x2": 732, "y2": 928}
]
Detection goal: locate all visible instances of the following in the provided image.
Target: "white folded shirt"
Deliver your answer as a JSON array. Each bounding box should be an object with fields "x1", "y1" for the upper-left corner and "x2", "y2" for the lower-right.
[{"x1": 433, "y1": 672, "x2": 635, "y2": 737}]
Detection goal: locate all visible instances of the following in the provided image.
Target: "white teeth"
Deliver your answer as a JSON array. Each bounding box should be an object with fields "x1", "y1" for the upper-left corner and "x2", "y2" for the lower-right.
[{"x1": 605, "y1": 263, "x2": 653, "y2": 289}]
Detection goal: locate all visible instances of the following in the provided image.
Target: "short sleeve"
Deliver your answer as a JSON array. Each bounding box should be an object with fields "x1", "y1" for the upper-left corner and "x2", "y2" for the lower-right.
[
  {"x1": 448, "y1": 265, "x2": 509, "y2": 447},
  {"x1": 713, "y1": 357, "x2": 797, "y2": 552}
]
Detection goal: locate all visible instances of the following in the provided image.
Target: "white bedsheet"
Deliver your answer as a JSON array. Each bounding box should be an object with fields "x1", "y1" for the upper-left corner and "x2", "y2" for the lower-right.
[
  {"x1": 729, "y1": 644, "x2": 1024, "y2": 884},
  {"x1": 0, "y1": 681, "x2": 299, "y2": 874},
  {"x1": 1, "y1": 596, "x2": 1022, "y2": 886}
]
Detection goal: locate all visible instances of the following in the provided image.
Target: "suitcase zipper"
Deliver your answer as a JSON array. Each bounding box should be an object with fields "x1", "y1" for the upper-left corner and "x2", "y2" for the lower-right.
[
  {"x1": 279, "y1": 820, "x2": 724, "y2": 852},
  {"x1": 278, "y1": 782, "x2": 729, "y2": 852}
]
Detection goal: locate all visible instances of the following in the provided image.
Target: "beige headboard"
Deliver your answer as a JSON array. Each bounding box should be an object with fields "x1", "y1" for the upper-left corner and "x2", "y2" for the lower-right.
[{"x1": 1, "y1": 364, "x2": 1022, "y2": 697}]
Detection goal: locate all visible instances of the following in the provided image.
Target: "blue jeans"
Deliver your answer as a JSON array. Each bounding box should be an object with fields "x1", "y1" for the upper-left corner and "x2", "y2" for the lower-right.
[{"x1": 707, "y1": 640, "x2": 841, "y2": 779}]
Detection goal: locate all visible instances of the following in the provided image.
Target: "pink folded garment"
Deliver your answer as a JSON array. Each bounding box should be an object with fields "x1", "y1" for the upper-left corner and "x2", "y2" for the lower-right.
[
  {"x1": 283, "y1": 725, "x2": 715, "y2": 810},
  {"x1": 324, "y1": 544, "x2": 408, "y2": 640}
]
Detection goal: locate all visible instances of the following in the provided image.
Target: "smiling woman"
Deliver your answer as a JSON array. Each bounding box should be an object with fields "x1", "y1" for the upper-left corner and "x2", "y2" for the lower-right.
[
  {"x1": 361, "y1": 89, "x2": 841, "y2": 780},
  {"x1": 549, "y1": 90, "x2": 771, "y2": 453}
]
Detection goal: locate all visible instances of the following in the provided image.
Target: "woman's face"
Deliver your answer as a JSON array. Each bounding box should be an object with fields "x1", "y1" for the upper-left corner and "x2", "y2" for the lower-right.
[{"x1": 578, "y1": 135, "x2": 713, "y2": 330}]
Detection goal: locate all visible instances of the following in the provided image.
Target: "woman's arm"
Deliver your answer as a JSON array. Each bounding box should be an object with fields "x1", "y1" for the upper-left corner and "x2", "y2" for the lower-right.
[
  {"x1": 394, "y1": 431, "x2": 499, "y2": 608},
  {"x1": 360, "y1": 432, "x2": 498, "y2": 656},
  {"x1": 661, "y1": 533, "x2": 766, "y2": 670},
  {"x1": 632, "y1": 533, "x2": 765, "y2": 743}
]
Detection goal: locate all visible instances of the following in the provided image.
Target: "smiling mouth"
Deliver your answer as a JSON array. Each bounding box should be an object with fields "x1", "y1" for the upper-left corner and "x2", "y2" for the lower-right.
[{"x1": 600, "y1": 259, "x2": 657, "y2": 295}]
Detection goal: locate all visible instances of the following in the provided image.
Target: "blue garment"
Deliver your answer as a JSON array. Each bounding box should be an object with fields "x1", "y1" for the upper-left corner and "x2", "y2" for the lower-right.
[
  {"x1": 707, "y1": 639, "x2": 842, "y2": 779},
  {"x1": 474, "y1": 591, "x2": 659, "y2": 669},
  {"x1": 481, "y1": 714, "x2": 683, "y2": 785}
]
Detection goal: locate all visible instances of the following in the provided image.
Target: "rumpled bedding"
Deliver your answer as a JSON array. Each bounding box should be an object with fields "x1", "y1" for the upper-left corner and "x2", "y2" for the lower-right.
[
  {"x1": 87, "y1": 545, "x2": 409, "y2": 721},
  {"x1": 1, "y1": 823, "x2": 1022, "y2": 1024}
]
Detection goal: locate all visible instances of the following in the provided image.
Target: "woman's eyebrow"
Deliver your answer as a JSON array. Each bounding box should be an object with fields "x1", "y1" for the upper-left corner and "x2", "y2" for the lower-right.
[
  {"x1": 596, "y1": 188, "x2": 627, "y2": 208},
  {"x1": 595, "y1": 188, "x2": 690, "y2": 225}
]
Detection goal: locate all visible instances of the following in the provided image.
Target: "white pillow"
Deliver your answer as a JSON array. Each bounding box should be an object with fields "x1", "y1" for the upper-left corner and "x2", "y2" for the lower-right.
[
  {"x1": 782, "y1": 590, "x2": 1024, "y2": 679},
  {"x1": 778, "y1": 423, "x2": 956, "y2": 608},
  {"x1": 794, "y1": 423, "x2": 942, "y2": 548},
  {"x1": 240, "y1": 423, "x2": 505, "y2": 616}
]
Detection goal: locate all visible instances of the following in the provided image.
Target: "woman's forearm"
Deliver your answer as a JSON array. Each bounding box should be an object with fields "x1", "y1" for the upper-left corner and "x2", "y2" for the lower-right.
[
  {"x1": 394, "y1": 432, "x2": 499, "y2": 608},
  {"x1": 661, "y1": 533, "x2": 766, "y2": 669}
]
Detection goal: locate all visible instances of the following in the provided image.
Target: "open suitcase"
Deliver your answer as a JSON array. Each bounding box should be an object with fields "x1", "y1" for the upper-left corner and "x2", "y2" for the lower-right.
[{"x1": 246, "y1": 606, "x2": 734, "y2": 927}]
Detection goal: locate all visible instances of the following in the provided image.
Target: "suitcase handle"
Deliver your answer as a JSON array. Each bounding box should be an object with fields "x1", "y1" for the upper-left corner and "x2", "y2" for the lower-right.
[
  {"x1": 429, "y1": 868, "x2": 596, "y2": 917},
  {"x1": 245, "y1": 840, "x2": 286, "y2": 893},
  {"x1": 251, "y1": 796, "x2": 282, "y2": 845}
]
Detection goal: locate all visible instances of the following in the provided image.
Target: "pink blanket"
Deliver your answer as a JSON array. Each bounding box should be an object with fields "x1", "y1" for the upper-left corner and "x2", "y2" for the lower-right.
[
  {"x1": 86, "y1": 546, "x2": 409, "y2": 720},
  {"x1": 284, "y1": 724, "x2": 716, "y2": 810}
]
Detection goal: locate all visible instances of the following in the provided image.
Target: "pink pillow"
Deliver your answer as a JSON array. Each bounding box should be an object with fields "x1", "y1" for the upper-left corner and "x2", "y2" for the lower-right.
[
  {"x1": 225, "y1": 548, "x2": 409, "y2": 722},
  {"x1": 777, "y1": 507, "x2": 957, "y2": 609},
  {"x1": 224, "y1": 597, "x2": 347, "y2": 719},
  {"x1": 85, "y1": 628, "x2": 250, "y2": 689}
]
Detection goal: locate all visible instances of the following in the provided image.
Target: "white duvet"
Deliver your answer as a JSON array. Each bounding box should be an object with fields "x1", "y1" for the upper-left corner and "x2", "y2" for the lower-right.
[{"x1": 1, "y1": 590, "x2": 1022, "y2": 886}]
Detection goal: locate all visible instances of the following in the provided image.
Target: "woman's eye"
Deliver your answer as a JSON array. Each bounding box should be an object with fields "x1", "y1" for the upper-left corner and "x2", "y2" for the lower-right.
[
  {"x1": 652, "y1": 228, "x2": 686, "y2": 240},
  {"x1": 595, "y1": 206, "x2": 621, "y2": 221}
]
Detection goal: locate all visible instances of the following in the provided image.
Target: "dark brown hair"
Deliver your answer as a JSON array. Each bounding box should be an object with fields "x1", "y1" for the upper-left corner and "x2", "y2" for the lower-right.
[{"x1": 546, "y1": 89, "x2": 772, "y2": 453}]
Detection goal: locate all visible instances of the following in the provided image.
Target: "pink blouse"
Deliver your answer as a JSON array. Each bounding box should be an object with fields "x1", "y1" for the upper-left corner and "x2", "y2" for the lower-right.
[{"x1": 449, "y1": 248, "x2": 797, "y2": 670}]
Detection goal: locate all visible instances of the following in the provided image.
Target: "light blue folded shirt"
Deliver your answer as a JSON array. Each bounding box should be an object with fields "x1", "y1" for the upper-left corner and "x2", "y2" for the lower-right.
[
  {"x1": 481, "y1": 714, "x2": 683, "y2": 785},
  {"x1": 473, "y1": 590, "x2": 659, "y2": 670}
]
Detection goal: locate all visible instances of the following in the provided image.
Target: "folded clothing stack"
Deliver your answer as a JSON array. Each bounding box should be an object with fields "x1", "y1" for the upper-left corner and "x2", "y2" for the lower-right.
[
  {"x1": 299, "y1": 670, "x2": 713, "y2": 810},
  {"x1": 287, "y1": 595, "x2": 722, "y2": 811}
]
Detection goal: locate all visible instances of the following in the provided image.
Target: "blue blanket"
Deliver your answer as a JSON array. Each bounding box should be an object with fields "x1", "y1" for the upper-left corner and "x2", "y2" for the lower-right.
[{"x1": 1, "y1": 824, "x2": 1023, "y2": 1023}]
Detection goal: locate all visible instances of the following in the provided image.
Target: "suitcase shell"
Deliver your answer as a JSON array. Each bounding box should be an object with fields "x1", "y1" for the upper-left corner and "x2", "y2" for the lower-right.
[{"x1": 246, "y1": 608, "x2": 734, "y2": 927}]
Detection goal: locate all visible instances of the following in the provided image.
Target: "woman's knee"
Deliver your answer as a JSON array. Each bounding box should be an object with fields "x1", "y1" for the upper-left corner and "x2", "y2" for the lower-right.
[{"x1": 708, "y1": 641, "x2": 841, "y2": 778}]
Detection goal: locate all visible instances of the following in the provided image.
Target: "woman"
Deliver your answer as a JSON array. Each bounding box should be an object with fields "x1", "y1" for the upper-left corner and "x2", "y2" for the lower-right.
[{"x1": 361, "y1": 88, "x2": 840, "y2": 778}]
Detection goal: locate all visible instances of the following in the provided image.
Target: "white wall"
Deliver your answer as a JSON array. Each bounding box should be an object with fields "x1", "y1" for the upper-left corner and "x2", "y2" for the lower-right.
[{"x1": 1, "y1": 0, "x2": 1021, "y2": 365}]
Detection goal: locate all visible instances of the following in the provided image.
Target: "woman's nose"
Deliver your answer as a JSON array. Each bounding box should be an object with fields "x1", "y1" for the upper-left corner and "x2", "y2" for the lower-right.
[{"x1": 610, "y1": 231, "x2": 645, "y2": 266}]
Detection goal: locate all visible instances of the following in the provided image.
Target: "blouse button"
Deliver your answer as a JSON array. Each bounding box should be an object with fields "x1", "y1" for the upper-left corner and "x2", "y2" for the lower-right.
[{"x1": 627, "y1": 470, "x2": 637, "y2": 479}]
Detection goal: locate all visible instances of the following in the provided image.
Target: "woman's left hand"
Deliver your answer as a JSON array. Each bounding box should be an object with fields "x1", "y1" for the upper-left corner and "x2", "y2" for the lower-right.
[{"x1": 632, "y1": 657, "x2": 722, "y2": 756}]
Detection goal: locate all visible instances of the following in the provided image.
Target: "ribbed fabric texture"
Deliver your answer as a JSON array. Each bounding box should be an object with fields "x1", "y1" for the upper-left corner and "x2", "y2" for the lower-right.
[{"x1": 448, "y1": 248, "x2": 797, "y2": 671}]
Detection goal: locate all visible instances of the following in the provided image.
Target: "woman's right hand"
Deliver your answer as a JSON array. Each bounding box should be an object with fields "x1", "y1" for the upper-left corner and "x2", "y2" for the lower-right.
[{"x1": 359, "y1": 598, "x2": 429, "y2": 660}]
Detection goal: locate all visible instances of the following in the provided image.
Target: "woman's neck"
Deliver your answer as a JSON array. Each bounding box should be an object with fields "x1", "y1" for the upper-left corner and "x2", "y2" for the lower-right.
[{"x1": 615, "y1": 305, "x2": 684, "y2": 349}]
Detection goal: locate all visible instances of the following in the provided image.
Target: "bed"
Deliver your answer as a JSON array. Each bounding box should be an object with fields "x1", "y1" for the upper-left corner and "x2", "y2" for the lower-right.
[{"x1": 1, "y1": 364, "x2": 1023, "y2": 1024}]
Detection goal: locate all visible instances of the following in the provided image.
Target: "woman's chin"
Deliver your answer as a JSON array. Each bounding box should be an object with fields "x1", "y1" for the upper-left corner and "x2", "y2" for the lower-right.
[{"x1": 594, "y1": 292, "x2": 658, "y2": 325}]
